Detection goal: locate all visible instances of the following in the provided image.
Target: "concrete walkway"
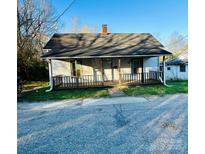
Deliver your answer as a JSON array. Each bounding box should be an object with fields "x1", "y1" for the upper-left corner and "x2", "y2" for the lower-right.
[
  {"x1": 108, "y1": 87, "x2": 126, "y2": 97},
  {"x1": 18, "y1": 94, "x2": 188, "y2": 154}
]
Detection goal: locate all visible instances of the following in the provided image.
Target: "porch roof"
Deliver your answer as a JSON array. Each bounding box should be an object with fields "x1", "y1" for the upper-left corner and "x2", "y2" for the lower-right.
[{"x1": 42, "y1": 33, "x2": 172, "y2": 59}]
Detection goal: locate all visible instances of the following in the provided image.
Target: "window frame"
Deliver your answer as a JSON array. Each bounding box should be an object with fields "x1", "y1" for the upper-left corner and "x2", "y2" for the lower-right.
[{"x1": 179, "y1": 64, "x2": 186, "y2": 72}]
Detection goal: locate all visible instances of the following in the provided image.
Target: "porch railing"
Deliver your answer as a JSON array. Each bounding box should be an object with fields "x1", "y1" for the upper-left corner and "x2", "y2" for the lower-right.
[
  {"x1": 52, "y1": 71, "x2": 163, "y2": 89},
  {"x1": 53, "y1": 75, "x2": 103, "y2": 89},
  {"x1": 121, "y1": 71, "x2": 163, "y2": 85}
]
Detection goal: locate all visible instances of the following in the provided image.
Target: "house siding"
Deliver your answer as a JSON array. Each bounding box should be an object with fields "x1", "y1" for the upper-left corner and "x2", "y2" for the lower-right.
[
  {"x1": 52, "y1": 59, "x2": 71, "y2": 76},
  {"x1": 143, "y1": 57, "x2": 159, "y2": 72},
  {"x1": 51, "y1": 57, "x2": 160, "y2": 79},
  {"x1": 166, "y1": 64, "x2": 188, "y2": 80},
  {"x1": 81, "y1": 59, "x2": 94, "y2": 75}
]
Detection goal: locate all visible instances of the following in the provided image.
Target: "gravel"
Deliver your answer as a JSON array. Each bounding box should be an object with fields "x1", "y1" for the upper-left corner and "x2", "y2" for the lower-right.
[{"x1": 18, "y1": 94, "x2": 188, "y2": 154}]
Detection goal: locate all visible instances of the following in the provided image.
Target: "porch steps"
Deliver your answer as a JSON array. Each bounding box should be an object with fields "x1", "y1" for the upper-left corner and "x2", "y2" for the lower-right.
[{"x1": 108, "y1": 88, "x2": 126, "y2": 97}]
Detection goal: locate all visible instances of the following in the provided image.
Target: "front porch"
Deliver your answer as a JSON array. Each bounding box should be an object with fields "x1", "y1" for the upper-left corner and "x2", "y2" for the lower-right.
[
  {"x1": 52, "y1": 71, "x2": 163, "y2": 89},
  {"x1": 47, "y1": 56, "x2": 166, "y2": 90}
]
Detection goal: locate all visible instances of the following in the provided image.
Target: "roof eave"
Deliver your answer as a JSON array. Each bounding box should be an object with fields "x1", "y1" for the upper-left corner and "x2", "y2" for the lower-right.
[{"x1": 41, "y1": 53, "x2": 172, "y2": 59}]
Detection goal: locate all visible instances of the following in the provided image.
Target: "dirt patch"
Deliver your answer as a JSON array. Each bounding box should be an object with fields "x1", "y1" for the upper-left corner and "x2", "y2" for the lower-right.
[{"x1": 108, "y1": 87, "x2": 126, "y2": 97}]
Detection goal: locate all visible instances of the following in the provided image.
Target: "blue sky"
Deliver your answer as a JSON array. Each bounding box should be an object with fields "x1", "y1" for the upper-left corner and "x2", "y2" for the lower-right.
[{"x1": 51, "y1": 0, "x2": 187, "y2": 42}]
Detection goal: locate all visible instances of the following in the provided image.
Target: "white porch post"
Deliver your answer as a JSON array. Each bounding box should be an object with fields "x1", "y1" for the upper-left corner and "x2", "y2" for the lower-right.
[
  {"x1": 101, "y1": 58, "x2": 104, "y2": 85},
  {"x1": 163, "y1": 56, "x2": 166, "y2": 84},
  {"x1": 118, "y1": 58, "x2": 121, "y2": 85},
  {"x1": 46, "y1": 59, "x2": 53, "y2": 92},
  {"x1": 141, "y1": 58, "x2": 144, "y2": 83}
]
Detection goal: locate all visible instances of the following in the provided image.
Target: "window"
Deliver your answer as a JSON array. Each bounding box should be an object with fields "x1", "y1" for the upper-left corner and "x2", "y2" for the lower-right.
[
  {"x1": 180, "y1": 65, "x2": 186, "y2": 72},
  {"x1": 71, "y1": 60, "x2": 82, "y2": 76},
  {"x1": 167, "y1": 67, "x2": 171, "y2": 70}
]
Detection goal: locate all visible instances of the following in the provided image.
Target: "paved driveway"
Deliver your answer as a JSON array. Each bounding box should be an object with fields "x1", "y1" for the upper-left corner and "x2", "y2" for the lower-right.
[{"x1": 18, "y1": 94, "x2": 188, "y2": 154}]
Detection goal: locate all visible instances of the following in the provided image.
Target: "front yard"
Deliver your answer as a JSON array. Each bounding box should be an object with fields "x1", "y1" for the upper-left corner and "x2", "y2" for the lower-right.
[
  {"x1": 18, "y1": 87, "x2": 109, "y2": 102},
  {"x1": 122, "y1": 80, "x2": 188, "y2": 96},
  {"x1": 18, "y1": 80, "x2": 188, "y2": 102},
  {"x1": 22, "y1": 81, "x2": 49, "y2": 91}
]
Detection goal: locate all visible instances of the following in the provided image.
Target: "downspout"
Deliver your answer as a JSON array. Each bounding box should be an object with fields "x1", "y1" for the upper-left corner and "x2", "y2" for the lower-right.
[
  {"x1": 163, "y1": 56, "x2": 166, "y2": 85},
  {"x1": 159, "y1": 56, "x2": 171, "y2": 87},
  {"x1": 46, "y1": 59, "x2": 53, "y2": 92},
  {"x1": 159, "y1": 76, "x2": 170, "y2": 87}
]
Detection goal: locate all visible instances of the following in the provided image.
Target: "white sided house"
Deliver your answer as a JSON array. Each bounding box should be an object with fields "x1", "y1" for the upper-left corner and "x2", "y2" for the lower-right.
[
  {"x1": 42, "y1": 25, "x2": 172, "y2": 90},
  {"x1": 165, "y1": 51, "x2": 188, "y2": 80}
]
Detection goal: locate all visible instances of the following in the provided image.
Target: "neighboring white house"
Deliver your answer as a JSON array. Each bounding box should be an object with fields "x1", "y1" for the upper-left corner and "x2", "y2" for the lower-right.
[{"x1": 165, "y1": 51, "x2": 188, "y2": 80}]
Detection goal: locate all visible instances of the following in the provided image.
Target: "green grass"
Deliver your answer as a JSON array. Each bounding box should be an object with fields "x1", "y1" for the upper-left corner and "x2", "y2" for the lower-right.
[
  {"x1": 19, "y1": 87, "x2": 109, "y2": 102},
  {"x1": 122, "y1": 80, "x2": 188, "y2": 96},
  {"x1": 23, "y1": 81, "x2": 49, "y2": 91},
  {"x1": 19, "y1": 80, "x2": 187, "y2": 102}
]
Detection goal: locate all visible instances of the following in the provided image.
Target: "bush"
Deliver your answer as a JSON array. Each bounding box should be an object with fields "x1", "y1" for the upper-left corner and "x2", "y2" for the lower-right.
[{"x1": 17, "y1": 58, "x2": 48, "y2": 81}]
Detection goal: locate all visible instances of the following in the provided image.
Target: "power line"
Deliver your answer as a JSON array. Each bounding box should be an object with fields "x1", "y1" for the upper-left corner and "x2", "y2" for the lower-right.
[{"x1": 54, "y1": 0, "x2": 77, "y2": 22}]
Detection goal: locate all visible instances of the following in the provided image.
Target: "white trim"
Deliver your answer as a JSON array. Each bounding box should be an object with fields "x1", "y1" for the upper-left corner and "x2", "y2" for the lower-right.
[{"x1": 42, "y1": 54, "x2": 171, "y2": 60}]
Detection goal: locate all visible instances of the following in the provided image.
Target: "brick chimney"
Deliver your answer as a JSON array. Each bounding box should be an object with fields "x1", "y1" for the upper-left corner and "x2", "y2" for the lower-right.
[{"x1": 102, "y1": 24, "x2": 108, "y2": 35}]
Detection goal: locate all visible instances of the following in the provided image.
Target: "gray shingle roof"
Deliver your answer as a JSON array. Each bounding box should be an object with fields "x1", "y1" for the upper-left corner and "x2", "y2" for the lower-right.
[{"x1": 42, "y1": 33, "x2": 171, "y2": 58}]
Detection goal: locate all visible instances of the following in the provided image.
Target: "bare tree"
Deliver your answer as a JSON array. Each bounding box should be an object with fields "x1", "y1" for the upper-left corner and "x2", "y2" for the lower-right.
[
  {"x1": 81, "y1": 25, "x2": 92, "y2": 33},
  {"x1": 68, "y1": 17, "x2": 98, "y2": 33},
  {"x1": 165, "y1": 32, "x2": 188, "y2": 60},
  {"x1": 69, "y1": 17, "x2": 80, "y2": 33},
  {"x1": 17, "y1": 0, "x2": 57, "y2": 51},
  {"x1": 17, "y1": 0, "x2": 58, "y2": 80},
  {"x1": 81, "y1": 25, "x2": 98, "y2": 33}
]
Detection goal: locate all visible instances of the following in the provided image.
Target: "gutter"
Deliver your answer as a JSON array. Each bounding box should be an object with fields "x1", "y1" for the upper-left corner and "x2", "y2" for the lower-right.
[
  {"x1": 159, "y1": 76, "x2": 171, "y2": 87},
  {"x1": 46, "y1": 82, "x2": 53, "y2": 92},
  {"x1": 41, "y1": 54, "x2": 172, "y2": 60},
  {"x1": 159, "y1": 57, "x2": 171, "y2": 87}
]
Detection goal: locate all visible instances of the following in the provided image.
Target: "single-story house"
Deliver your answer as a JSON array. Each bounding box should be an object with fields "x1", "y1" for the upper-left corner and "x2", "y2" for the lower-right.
[
  {"x1": 42, "y1": 25, "x2": 172, "y2": 90},
  {"x1": 165, "y1": 51, "x2": 188, "y2": 80}
]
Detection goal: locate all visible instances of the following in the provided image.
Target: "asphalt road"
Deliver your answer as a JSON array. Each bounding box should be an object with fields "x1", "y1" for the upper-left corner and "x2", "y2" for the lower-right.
[{"x1": 18, "y1": 94, "x2": 188, "y2": 154}]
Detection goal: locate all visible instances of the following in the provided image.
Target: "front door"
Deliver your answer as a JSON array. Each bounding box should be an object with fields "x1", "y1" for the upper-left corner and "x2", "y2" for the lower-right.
[{"x1": 131, "y1": 59, "x2": 143, "y2": 74}]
